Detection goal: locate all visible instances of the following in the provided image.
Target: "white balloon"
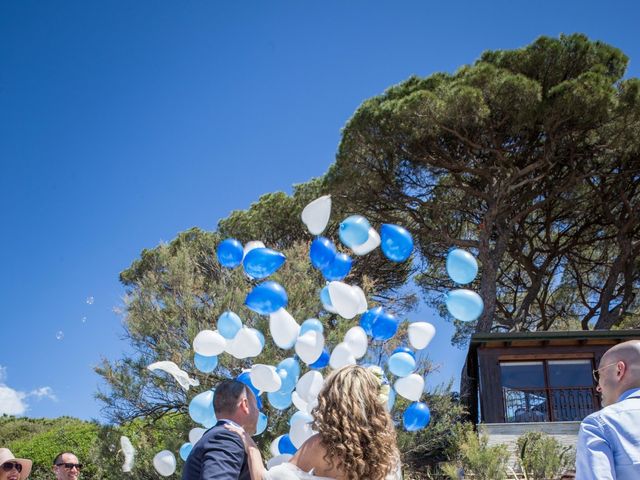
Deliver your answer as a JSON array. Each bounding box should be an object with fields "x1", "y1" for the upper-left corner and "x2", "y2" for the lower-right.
[
  {"x1": 301, "y1": 195, "x2": 331, "y2": 235},
  {"x1": 329, "y1": 342, "x2": 357, "y2": 370},
  {"x1": 147, "y1": 361, "x2": 200, "y2": 391},
  {"x1": 344, "y1": 326, "x2": 368, "y2": 359},
  {"x1": 328, "y1": 281, "x2": 360, "y2": 319},
  {"x1": 189, "y1": 427, "x2": 206, "y2": 445},
  {"x1": 295, "y1": 370, "x2": 324, "y2": 404},
  {"x1": 270, "y1": 435, "x2": 284, "y2": 457},
  {"x1": 120, "y1": 436, "x2": 135, "y2": 473},
  {"x1": 291, "y1": 391, "x2": 308, "y2": 413},
  {"x1": 153, "y1": 450, "x2": 176, "y2": 477},
  {"x1": 267, "y1": 454, "x2": 293, "y2": 469},
  {"x1": 250, "y1": 364, "x2": 282, "y2": 393},
  {"x1": 243, "y1": 240, "x2": 266, "y2": 259},
  {"x1": 408, "y1": 322, "x2": 436, "y2": 350},
  {"x1": 295, "y1": 330, "x2": 324, "y2": 365},
  {"x1": 394, "y1": 374, "x2": 425, "y2": 402},
  {"x1": 351, "y1": 227, "x2": 381, "y2": 256},
  {"x1": 193, "y1": 330, "x2": 226, "y2": 356},
  {"x1": 226, "y1": 327, "x2": 263, "y2": 359},
  {"x1": 290, "y1": 419, "x2": 316, "y2": 448},
  {"x1": 351, "y1": 285, "x2": 368, "y2": 314},
  {"x1": 269, "y1": 308, "x2": 300, "y2": 349}
]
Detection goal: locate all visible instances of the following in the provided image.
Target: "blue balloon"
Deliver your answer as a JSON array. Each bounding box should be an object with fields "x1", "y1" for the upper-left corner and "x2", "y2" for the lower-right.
[
  {"x1": 321, "y1": 253, "x2": 352, "y2": 281},
  {"x1": 267, "y1": 389, "x2": 293, "y2": 410},
  {"x1": 300, "y1": 318, "x2": 324, "y2": 335},
  {"x1": 339, "y1": 215, "x2": 371, "y2": 248},
  {"x1": 216, "y1": 238, "x2": 244, "y2": 268},
  {"x1": 243, "y1": 248, "x2": 286, "y2": 279},
  {"x1": 446, "y1": 248, "x2": 478, "y2": 284},
  {"x1": 217, "y1": 311, "x2": 242, "y2": 339},
  {"x1": 277, "y1": 358, "x2": 300, "y2": 392},
  {"x1": 194, "y1": 353, "x2": 218, "y2": 373},
  {"x1": 310, "y1": 348, "x2": 330, "y2": 369},
  {"x1": 386, "y1": 386, "x2": 396, "y2": 412},
  {"x1": 250, "y1": 327, "x2": 266, "y2": 348},
  {"x1": 380, "y1": 224, "x2": 414, "y2": 262},
  {"x1": 189, "y1": 390, "x2": 216, "y2": 426},
  {"x1": 320, "y1": 285, "x2": 334, "y2": 311},
  {"x1": 403, "y1": 402, "x2": 431, "y2": 431},
  {"x1": 392, "y1": 346, "x2": 415, "y2": 358},
  {"x1": 445, "y1": 289, "x2": 484, "y2": 322},
  {"x1": 179, "y1": 442, "x2": 193, "y2": 461},
  {"x1": 310, "y1": 237, "x2": 337, "y2": 270},
  {"x1": 245, "y1": 281, "x2": 288, "y2": 315},
  {"x1": 288, "y1": 411, "x2": 313, "y2": 426},
  {"x1": 388, "y1": 351, "x2": 417, "y2": 377},
  {"x1": 254, "y1": 412, "x2": 268, "y2": 436},
  {"x1": 236, "y1": 372, "x2": 263, "y2": 410},
  {"x1": 371, "y1": 311, "x2": 400, "y2": 341},
  {"x1": 278, "y1": 434, "x2": 298, "y2": 455},
  {"x1": 360, "y1": 306, "x2": 383, "y2": 336}
]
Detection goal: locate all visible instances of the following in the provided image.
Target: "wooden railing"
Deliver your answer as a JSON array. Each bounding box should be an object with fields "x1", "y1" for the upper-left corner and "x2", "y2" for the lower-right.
[{"x1": 502, "y1": 386, "x2": 598, "y2": 422}]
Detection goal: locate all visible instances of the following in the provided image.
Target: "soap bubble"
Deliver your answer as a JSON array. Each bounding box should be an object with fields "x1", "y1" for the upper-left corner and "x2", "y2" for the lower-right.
[
  {"x1": 56, "y1": 331, "x2": 64, "y2": 340},
  {"x1": 86, "y1": 296, "x2": 94, "y2": 305}
]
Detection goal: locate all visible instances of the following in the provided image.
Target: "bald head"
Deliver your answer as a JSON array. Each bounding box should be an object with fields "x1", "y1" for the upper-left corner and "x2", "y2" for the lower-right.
[
  {"x1": 597, "y1": 340, "x2": 640, "y2": 406},
  {"x1": 602, "y1": 340, "x2": 640, "y2": 372}
]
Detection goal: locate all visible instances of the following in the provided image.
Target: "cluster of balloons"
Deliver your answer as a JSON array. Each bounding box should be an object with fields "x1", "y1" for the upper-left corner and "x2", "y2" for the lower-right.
[{"x1": 444, "y1": 249, "x2": 483, "y2": 322}]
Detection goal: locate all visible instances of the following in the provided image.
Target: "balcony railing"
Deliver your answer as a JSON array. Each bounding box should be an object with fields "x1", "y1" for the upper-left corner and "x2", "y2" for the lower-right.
[{"x1": 502, "y1": 386, "x2": 598, "y2": 423}]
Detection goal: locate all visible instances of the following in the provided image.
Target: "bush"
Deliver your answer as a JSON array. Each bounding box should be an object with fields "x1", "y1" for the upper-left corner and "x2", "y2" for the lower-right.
[{"x1": 516, "y1": 431, "x2": 574, "y2": 480}]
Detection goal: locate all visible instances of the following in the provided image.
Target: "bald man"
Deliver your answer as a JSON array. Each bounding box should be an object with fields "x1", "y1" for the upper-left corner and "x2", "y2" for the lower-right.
[{"x1": 576, "y1": 340, "x2": 640, "y2": 479}]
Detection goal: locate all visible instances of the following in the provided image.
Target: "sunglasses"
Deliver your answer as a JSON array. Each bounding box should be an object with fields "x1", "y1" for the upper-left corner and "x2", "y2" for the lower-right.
[
  {"x1": 592, "y1": 362, "x2": 619, "y2": 383},
  {"x1": 55, "y1": 462, "x2": 83, "y2": 470},
  {"x1": 1, "y1": 462, "x2": 23, "y2": 473}
]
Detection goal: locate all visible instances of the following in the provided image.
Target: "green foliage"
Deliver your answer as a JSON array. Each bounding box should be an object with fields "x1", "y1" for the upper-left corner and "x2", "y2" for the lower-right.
[{"x1": 516, "y1": 431, "x2": 574, "y2": 480}]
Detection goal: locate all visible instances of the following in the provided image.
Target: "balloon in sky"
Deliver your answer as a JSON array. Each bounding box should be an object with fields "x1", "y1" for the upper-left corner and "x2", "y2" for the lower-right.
[
  {"x1": 380, "y1": 224, "x2": 414, "y2": 262},
  {"x1": 386, "y1": 385, "x2": 396, "y2": 412},
  {"x1": 295, "y1": 370, "x2": 324, "y2": 404},
  {"x1": 188, "y1": 389, "x2": 216, "y2": 426},
  {"x1": 194, "y1": 353, "x2": 218, "y2": 373},
  {"x1": 290, "y1": 417, "x2": 315, "y2": 448},
  {"x1": 217, "y1": 311, "x2": 242, "y2": 340},
  {"x1": 216, "y1": 238, "x2": 243, "y2": 268},
  {"x1": 394, "y1": 374, "x2": 425, "y2": 402},
  {"x1": 269, "y1": 309, "x2": 300, "y2": 349},
  {"x1": 250, "y1": 364, "x2": 282, "y2": 393},
  {"x1": 278, "y1": 434, "x2": 298, "y2": 455},
  {"x1": 179, "y1": 442, "x2": 193, "y2": 461},
  {"x1": 408, "y1": 322, "x2": 436, "y2": 350},
  {"x1": 301, "y1": 195, "x2": 332, "y2": 235},
  {"x1": 236, "y1": 371, "x2": 263, "y2": 410},
  {"x1": 295, "y1": 330, "x2": 324, "y2": 365},
  {"x1": 321, "y1": 253, "x2": 352, "y2": 281},
  {"x1": 403, "y1": 402, "x2": 431, "y2": 431},
  {"x1": 339, "y1": 215, "x2": 371, "y2": 248},
  {"x1": 300, "y1": 318, "x2": 324, "y2": 336},
  {"x1": 309, "y1": 237, "x2": 337, "y2": 270},
  {"x1": 254, "y1": 412, "x2": 268, "y2": 436},
  {"x1": 445, "y1": 289, "x2": 484, "y2": 322},
  {"x1": 243, "y1": 240, "x2": 266, "y2": 258},
  {"x1": 388, "y1": 350, "x2": 417, "y2": 377},
  {"x1": 309, "y1": 348, "x2": 330, "y2": 369},
  {"x1": 371, "y1": 311, "x2": 400, "y2": 341},
  {"x1": 268, "y1": 389, "x2": 293, "y2": 410},
  {"x1": 329, "y1": 342, "x2": 357, "y2": 370},
  {"x1": 446, "y1": 248, "x2": 478, "y2": 284},
  {"x1": 188, "y1": 427, "x2": 205, "y2": 445},
  {"x1": 359, "y1": 306, "x2": 383, "y2": 336},
  {"x1": 193, "y1": 330, "x2": 226, "y2": 356},
  {"x1": 243, "y1": 248, "x2": 286, "y2": 279},
  {"x1": 320, "y1": 286, "x2": 337, "y2": 313},
  {"x1": 351, "y1": 285, "x2": 368, "y2": 314},
  {"x1": 328, "y1": 281, "x2": 361, "y2": 319},
  {"x1": 226, "y1": 327, "x2": 264, "y2": 359},
  {"x1": 153, "y1": 451, "x2": 176, "y2": 477},
  {"x1": 344, "y1": 326, "x2": 368, "y2": 359},
  {"x1": 245, "y1": 281, "x2": 288, "y2": 315},
  {"x1": 351, "y1": 227, "x2": 381, "y2": 256}
]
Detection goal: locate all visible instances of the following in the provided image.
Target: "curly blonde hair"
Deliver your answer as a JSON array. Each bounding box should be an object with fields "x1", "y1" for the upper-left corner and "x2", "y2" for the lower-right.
[{"x1": 311, "y1": 365, "x2": 399, "y2": 480}]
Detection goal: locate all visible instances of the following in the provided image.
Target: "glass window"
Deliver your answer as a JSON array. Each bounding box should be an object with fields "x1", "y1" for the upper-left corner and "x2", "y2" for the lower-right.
[
  {"x1": 547, "y1": 360, "x2": 593, "y2": 387},
  {"x1": 500, "y1": 361, "x2": 546, "y2": 388}
]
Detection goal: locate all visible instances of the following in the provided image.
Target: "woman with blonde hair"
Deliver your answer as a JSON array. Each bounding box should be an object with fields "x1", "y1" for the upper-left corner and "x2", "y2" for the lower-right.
[{"x1": 225, "y1": 364, "x2": 401, "y2": 480}]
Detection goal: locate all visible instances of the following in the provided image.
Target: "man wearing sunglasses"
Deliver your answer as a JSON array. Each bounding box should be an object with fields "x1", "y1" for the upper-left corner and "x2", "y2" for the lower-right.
[
  {"x1": 576, "y1": 339, "x2": 640, "y2": 479},
  {"x1": 52, "y1": 452, "x2": 82, "y2": 480}
]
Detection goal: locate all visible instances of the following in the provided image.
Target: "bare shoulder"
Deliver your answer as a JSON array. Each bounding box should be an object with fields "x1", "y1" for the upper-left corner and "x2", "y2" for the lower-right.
[{"x1": 291, "y1": 434, "x2": 340, "y2": 477}]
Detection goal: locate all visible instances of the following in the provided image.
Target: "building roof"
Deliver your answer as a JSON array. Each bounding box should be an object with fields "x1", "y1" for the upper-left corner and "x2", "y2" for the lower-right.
[{"x1": 470, "y1": 329, "x2": 640, "y2": 348}]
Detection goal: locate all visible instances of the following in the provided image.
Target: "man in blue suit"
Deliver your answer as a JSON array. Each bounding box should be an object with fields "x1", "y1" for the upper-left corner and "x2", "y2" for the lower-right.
[{"x1": 183, "y1": 380, "x2": 260, "y2": 480}]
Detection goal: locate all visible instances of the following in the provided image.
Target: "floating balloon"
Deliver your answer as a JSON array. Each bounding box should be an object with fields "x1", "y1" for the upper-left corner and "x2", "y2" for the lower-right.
[
  {"x1": 289, "y1": 411, "x2": 313, "y2": 427},
  {"x1": 290, "y1": 418, "x2": 315, "y2": 448},
  {"x1": 387, "y1": 385, "x2": 396, "y2": 412},
  {"x1": 269, "y1": 309, "x2": 300, "y2": 349},
  {"x1": 339, "y1": 215, "x2": 371, "y2": 248},
  {"x1": 320, "y1": 286, "x2": 337, "y2": 313},
  {"x1": 226, "y1": 327, "x2": 264, "y2": 359},
  {"x1": 446, "y1": 248, "x2": 478, "y2": 284},
  {"x1": 329, "y1": 342, "x2": 357, "y2": 370},
  {"x1": 360, "y1": 306, "x2": 383, "y2": 336},
  {"x1": 310, "y1": 348, "x2": 330, "y2": 369},
  {"x1": 380, "y1": 224, "x2": 414, "y2": 262},
  {"x1": 277, "y1": 357, "x2": 301, "y2": 392},
  {"x1": 344, "y1": 326, "x2": 368, "y2": 359},
  {"x1": 179, "y1": 442, "x2": 193, "y2": 461},
  {"x1": 267, "y1": 454, "x2": 293, "y2": 469},
  {"x1": 268, "y1": 389, "x2": 293, "y2": 410},
  {"x1": 147, "y1": 361, "x2": 200, "y2": 391},
  {"x1": 243, "y1": 240, "x2": 266, "y2": 258},
  {"x1": 300, "y1": 318, "x2": 324, "y2": 335},
  {"x1": 295, "y1": 330, "x2": 324, "y2": 365},
  {"x1": 243, "y1": 248, "x2": 286, "y2": 279},
  {"x1": 193, "y1": 330, "x2": 226, "y2": 356},
  {"x1": 278, "y1": 434, "x2": 298, "y2": 455},
  {"x1": 270, "y1": 436, "x2": 284, "y2": 457},
  {"x1": 388, "y1": 350, "x2": 417, "y2": 377},
  {"x1": 328, "y1": 281, "x2": 361, "y2": 319},
  {"x1": 217, "y1": 311, "x2": 242, "y2": 339},
  {"x1": 403, "y1": 402, "x2": 431, "y2": 431},
  {"x1": 194, "y1": 353, "x2": 218, "y2": 373},
  {"x1": 445, "y1": 289, "x2": 484, "y2": 322},
  {"x1": 251, "y1": 327, "x2": 265, "y2": 348},
  {"x1": 255, "y1": 412, "x2": 268, "y2": 436},
  {"x1": 408, "y1": 322, "x2": 436, "y2": 350},
  {"x1": 309, "y1": 237, "x2": 337, "y2": 270},
  {"x1": 371, "y1": 311, "x2": 400, "y2": 341},
  {"x1": 216, "y1": 238, "x2": 243, "y2": 268},
  {"x1": 296, "y1": 370, "x2": 324, "y2": 404},
  {"x1": 351, "y1": 227, "x2": 381, "y2": 256},
  {"x1": 153, "y1": 450, "x2": 176, "y2": 477},
  {"x1": 251, "y1": 364, "x2": 282, "y2": 393},
  {"x1": 352, "y1": 285, "x2": 368, "y2": 314},
  {"x1": 120, "y1": 436, "x2": 135, "y2": 473},
  {"x1": 301, "y1": 195, "x2": 332, "y2": 235},
  {"x1": 394, "y1": 374, "x2": 424, "y2": 402},
  {"x1": 188, "y1": 427, "x2": 205, "y2": 445},
  {"x1": 189, "y1": 389, "x2": 216, "y2": 426},
  {"x1": 291, "y1": 391, "x2": 309, "y2": 413},
  {"x1": 236, "y1": 371, "x2": 263, "y2": 410},
  {"x1": 321, "y1": 253, "x2": 352, "y2": 281},
  {"x1": 245, "y1": 281, "x2": 288, "y2": 315}
]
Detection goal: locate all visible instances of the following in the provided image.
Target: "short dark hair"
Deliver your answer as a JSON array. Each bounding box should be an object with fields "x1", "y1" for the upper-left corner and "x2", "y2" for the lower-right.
[
  {"x1": 213, "y1": 380, "x2": 250, "y2": 415},
  {"x1": 53, "y1": 451, "x2": 77, "y2": 465}
]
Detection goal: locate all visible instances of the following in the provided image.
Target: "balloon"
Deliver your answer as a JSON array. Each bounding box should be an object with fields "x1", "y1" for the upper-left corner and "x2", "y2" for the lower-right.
[
  {"x1": 309, "y1": 237, "x2": 337, "y2": 270},
  {"x1": 243, "y1": 248, "x2": 286, "y2": 279},
  {"x1": 270, "y1": 435, "x2": 284, "y2": 456},
  {"x1": 301, "y1": 195, "x2": 331, "y2": 235},
  {"x1": 216, "y1": 238, "x2": 243, "y2": 268},
  {"x1": 268, "y1": 389, "x2": 293, "y2": 410},
  {"x1": 120, "y1": 435, "x2": 135, "y2": 472},
  {"x1": 328, "y1": 281, "x2": 360, "y2": 319},
  {"x1": 226, "y1": 327, "x2": 264, "y2": 359},
  {"x1": 295, "y1": 370, "x2": 324, "y2": 404},
  {"x1": 408, "y1": 322, "x2": 436, "y2": 350},
  {"x1": 193, "y1": 330, "x2": 226, "y2": 356},
  {"x1": 329, "y1": 342, "x2": 357, "y2": 370},
  {"x1": 386, "y1": 385, "x2": 396, "y2": 412},
  {"x1": 446, "y1": 248, "x2": 478, "y2": 284},
  {"x1": 291, "y1": 391, "x2": 309, "y2": 413},
  {"x1": 403, "y1": 402, "x2": 431, "y2": 431},
  {"x1": 351, "y1": 227, "x2": 381, "y2": 256},
  {"x1": 295, "y1": 330, "x2": 324, "y2": 365},
  {"x1": 310, "y1": 348, "x2": 330, "y2": 369},
  {"x1": 254, "y1": 412, "x2": 268, "y2": 436},
  {"x1": 351, "y1": 285, "x2": 368, "y2": 314},
  {"x1": 251, "y1": 364, "x2": 282, "y2": 393},
  {"x1": 360, "y1": 306, "x2": 383, "y2": 336},
  {"x1": 269, "y1": 308, "x2": 300, "y2": 349},
  {"x1": 245, "y1": 281, "x2": 288, "y2": 315},
  {"x1": 243, "y1": 240, "x2": 266, "y2": 258},
  {"x1": 319, "y1": 286, "x2": 337, "y2": 313},
  {"x1": 371, "y1": 311, "x2": 400, "y2": 341},
  {"x1": 147, "y1": 361, "x2": 199, "y2": 391},
  {"x1": 289, "y1": 411, "x2": 313, "y2": 426},
  {"x1": 267, "y1": 454, "x2": 293, "y2": 469},
  {"x1": 277, "y1": 357, "x2": 301, "y2": 392},
  {"x1": 344, "y1": 326, "x2": 368, "y2": 359},
  {"x1": 179, "y1": 442, "x2": 193, "y2": 461},
  {"x1": 217, "y1": 311, "x2": 243, "y2": 339},
  {"x1": 236, "y1": 371, "x2": 263, "y2": 410},
  {"x1": 388, "y1": 351, "x2": 417, "y2": 377},
  {"x1": 380, "y1": 224, "x2": 414, "y2": 262},
  {"x1": 445, "y1": 289, "x2": 484, "y2": 322},
  {"x1": 321, "y1": 253, "x2": 352, "y2": 281},
  {"x1": 290, "y1": 419, "x2": 315, "y2": 448},
  {"x1": 194, "y1": 353, "x2": 218, "y2": 373},
  {"x1": 189, "y1": 389, "x2": 216, "y2": 426},
  {"x1": 339, "y1": 215, "x2": 371, "y2": 248},
  {"x1": 278, "y1": 434, "x2": 298, "y2": 455},
  {"x1": 394, "y1": 374, "x2": 425, "y2": 402},
  {"x1": 300, "y1": 318, "x2": 324, "y2": 335},
  {"x1": 188, "y1": 427, "x2": 205, "y2": 445},
  {"x1": 153, "y1": 450, "x2": 176, "y2": 477}
]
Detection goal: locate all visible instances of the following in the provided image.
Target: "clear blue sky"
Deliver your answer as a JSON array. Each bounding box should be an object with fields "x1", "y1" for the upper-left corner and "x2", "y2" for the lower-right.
[{"x1": 1, "y1": 1, "x2": 638, "y2": 421}]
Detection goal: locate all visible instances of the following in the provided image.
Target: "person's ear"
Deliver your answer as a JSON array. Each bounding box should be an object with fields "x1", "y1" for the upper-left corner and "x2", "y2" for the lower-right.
[
  {"x1": 617, "y1": 361, "x2": 627, "y2": 379},
  {"x1": 239, "y1": 396, "x2": 249, "y2": 414}
]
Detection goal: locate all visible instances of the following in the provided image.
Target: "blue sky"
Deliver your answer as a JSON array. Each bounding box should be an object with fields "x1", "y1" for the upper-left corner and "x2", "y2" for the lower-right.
[{"x1": 1, "y1": 1, "x2": 638, "y2": 421}]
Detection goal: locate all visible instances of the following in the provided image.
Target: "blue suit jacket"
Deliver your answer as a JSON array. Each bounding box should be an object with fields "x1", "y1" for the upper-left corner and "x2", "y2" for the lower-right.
[{"x1": 182, "y1": 421, "x2": 250, "y2": 480}]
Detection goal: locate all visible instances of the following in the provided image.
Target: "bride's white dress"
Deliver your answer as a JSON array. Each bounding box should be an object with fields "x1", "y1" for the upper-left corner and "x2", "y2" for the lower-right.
[{"x1": 263, "y1": 462, "x2": 402, "y2": 480}]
